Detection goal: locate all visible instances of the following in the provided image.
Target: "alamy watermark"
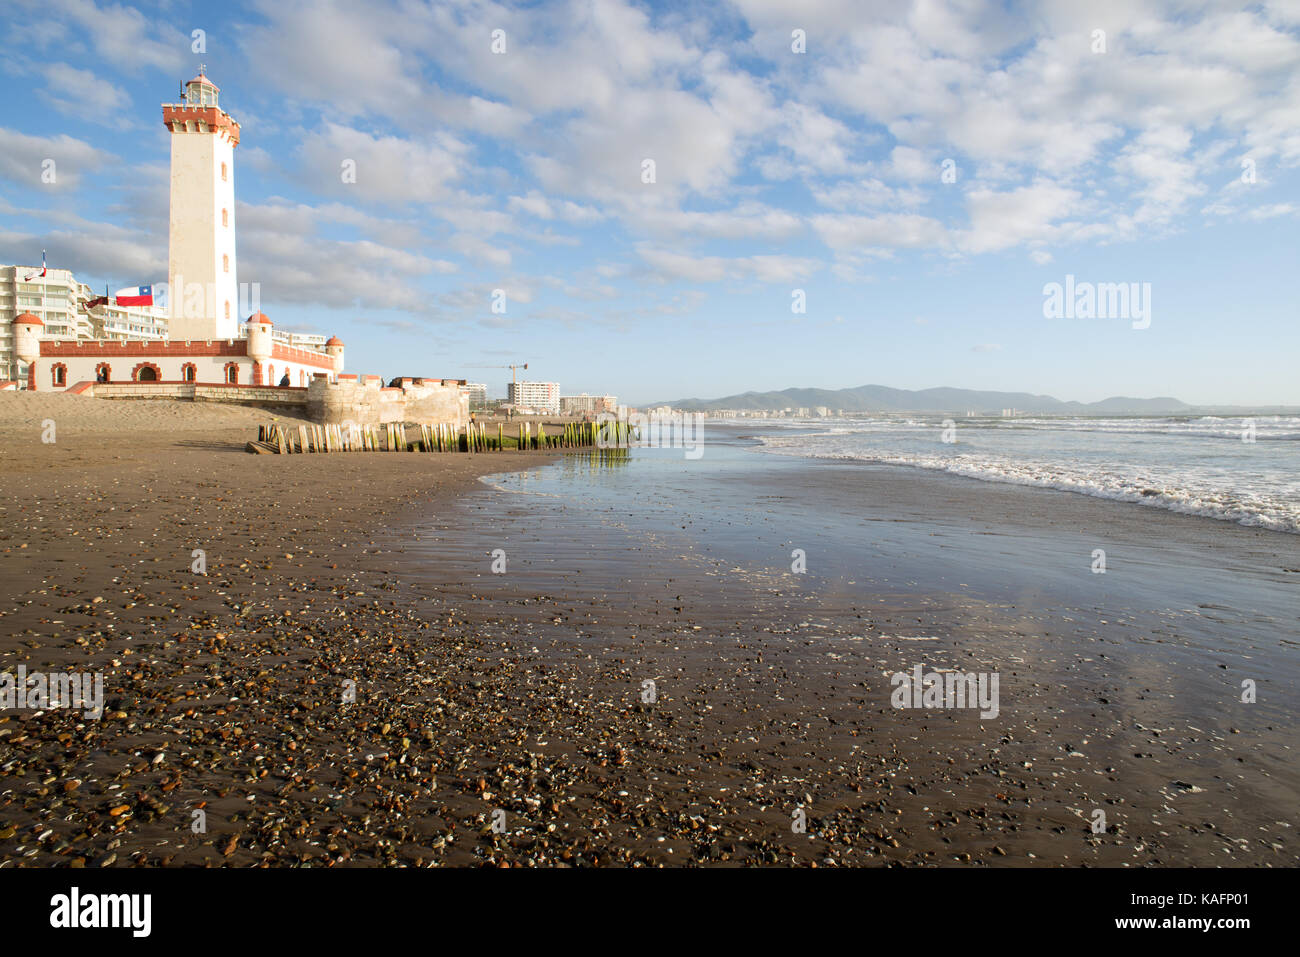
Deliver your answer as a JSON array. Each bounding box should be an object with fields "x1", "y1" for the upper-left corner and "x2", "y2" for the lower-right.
[
  {"x1": 1, "y1": 666, "x2": 104, "y2": 719},
  {"x1": 596, "y1": 411, "x2": 703, "y2": 459},
  {"x1": 890, "y1": 664, "x2": 999, "y2": 719},
  {"x1": 49, "y1": 887, "x2": 151, "y2": 937},
  {"x1": 155, "y1": 278, "x2": 261, "y2": 319},
  {"x1": 1043, "y1": 275, "x2": 1151, "y2": 329}
]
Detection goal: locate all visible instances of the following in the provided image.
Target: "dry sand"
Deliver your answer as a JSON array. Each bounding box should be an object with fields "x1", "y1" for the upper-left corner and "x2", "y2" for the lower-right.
[{"x1": 0, "y1": 392, "x2": 314, "y2": 436}]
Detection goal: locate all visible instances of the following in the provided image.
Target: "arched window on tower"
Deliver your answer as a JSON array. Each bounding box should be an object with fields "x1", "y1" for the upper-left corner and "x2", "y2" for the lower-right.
[
  {"x1": 222, "y1": 208, "x2": 228, "y2": 227},
  {"x1": 224, "y1": 301, "x2": 230, "y2": 320},
  {"x1": 221, "y1": 162, "x2": 227, "y2": 181},
  {"x1": 222, "y1": 254, "x2": 229, "y2": 273}
]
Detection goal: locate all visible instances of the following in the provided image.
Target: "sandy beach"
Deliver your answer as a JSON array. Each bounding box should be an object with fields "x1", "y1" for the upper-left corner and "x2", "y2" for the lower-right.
[{"x1": 0, "y1": 396, "x2": 1295, "y2": 867}]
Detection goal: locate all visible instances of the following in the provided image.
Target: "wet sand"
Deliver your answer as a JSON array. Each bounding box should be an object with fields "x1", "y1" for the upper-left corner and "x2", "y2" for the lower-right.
[{"x1": 0, "y1": 402, "x2": 1295, "y2": 866}]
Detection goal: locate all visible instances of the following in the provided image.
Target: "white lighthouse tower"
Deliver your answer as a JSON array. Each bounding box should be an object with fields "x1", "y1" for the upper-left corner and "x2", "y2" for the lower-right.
[{"x1": 163, "y1": 70, "x2": 240, "y2": 342}]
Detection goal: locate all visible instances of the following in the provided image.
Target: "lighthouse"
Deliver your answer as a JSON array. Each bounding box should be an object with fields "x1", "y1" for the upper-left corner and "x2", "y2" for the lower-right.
[{"x1": 163, "y1": 70, "x2": 240, "y2": 342}]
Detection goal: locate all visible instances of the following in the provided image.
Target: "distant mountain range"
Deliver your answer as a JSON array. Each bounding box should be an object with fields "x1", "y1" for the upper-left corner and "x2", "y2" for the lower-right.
[{"x1": 653, "y1": 384, "x2": 1197, "y2": 414}]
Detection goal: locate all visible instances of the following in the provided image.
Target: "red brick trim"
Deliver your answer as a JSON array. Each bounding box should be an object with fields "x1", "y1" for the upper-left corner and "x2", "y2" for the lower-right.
[
  {"x1": 27, "y1": 364, "x2": 37, "y2": 391},
  {"x1": 95, "y1": 362, "x2": 111, "y2": 383},
  {"x1": 162, "y1": 105, "x2": 241, "y2": 146},
  {"x1": 223, "y1": 362, "x2": 239, "y2": 384},
  {"x1": 252, "y1": 361, "x2": 263, "y2": 386},
  {"x1": 271, "y1": 343, "x2": 335, "y2": 370},
  {"x1": 132, "y1": 361, "x2": 162, "y2": 382},
  {"x1": 51, "y1": 363, "x2": 68, "y2": 388},
  {"x1": 181, "y1": 362, "x2": 197, "y2": 382},
  {"x1": 41, "y1": 341, "x2": 249, "y2": 358}
]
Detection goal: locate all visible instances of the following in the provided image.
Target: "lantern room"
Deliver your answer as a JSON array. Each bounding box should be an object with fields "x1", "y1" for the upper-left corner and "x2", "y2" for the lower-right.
[{"x1": 185, "y1": 72, "x2": 220, "y2": 107}]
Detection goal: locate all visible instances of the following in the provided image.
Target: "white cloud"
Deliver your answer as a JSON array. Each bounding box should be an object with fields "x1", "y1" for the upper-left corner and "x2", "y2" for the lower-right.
[
  {"x1": 811, "y1": 212, "x2": 950, "y2": 251},
  {"x1": 237, "y1": 201, "x2": 458, "y2": 312},
  {"x1": 298, "y1": 124, "x2": 467, "y2": 206},
  {"x1": 0, "y1": 224, "x2": 162, "y2": 281},
  {"x1": 45, "y1": 0, "x2": 188, "y2": 72},
  {"x1": 0, "y1": 128, "x2": 112, "y2": 190},
  {"x1": 958, "y1": 181, "x2": 1084, "y2": 253},
  {"x1": 38, "y1": 63, "x2": 131, "y2": 123},
  {"x1": 1246, "y1": 202, "x2": 1298, "y2": 220},
  {"x1": 637, "y1": 245, "x2": 819, "y2": 283}
]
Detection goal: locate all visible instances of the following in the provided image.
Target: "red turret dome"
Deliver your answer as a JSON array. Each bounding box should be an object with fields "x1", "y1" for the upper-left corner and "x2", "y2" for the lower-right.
[
  {"x1": 325, "y1": 336, "x2": 344, "y2": 346},
  {"x1": 13, "y1": 313, "x2": 42, "y2": 327},
  {"x1": 246, "y1": 312, "x2": 272, "y2": 326}
]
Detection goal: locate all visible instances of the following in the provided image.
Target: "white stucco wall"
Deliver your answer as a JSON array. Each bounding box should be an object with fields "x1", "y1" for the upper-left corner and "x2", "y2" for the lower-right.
[
  {"x1": 167, "y1": 125, "x2": 238, "y2": 342},
  {"x1": 34, "y1": 344, "x2": 334, "y2": 390}
]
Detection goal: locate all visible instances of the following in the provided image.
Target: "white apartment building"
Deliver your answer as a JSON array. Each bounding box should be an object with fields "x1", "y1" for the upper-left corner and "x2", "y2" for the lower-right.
[
  {"x1": 86, "y1": 299, "x2": 169, "y2": 341},
  {"x1": 272, "y1": 329, "x2": 327, "y2": 350},
  {"x1": 0, "y1": 266, "x2": 91, "y2": 380},
  {"x1": 507, "y1": 380, "x2": 560, "y2": 414},
  {"x1": 463, "y1": 382, "x2": 488, "y2": 408}
]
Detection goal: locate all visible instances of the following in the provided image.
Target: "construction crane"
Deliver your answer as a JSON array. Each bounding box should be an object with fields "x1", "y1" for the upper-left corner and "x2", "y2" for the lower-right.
[{"x1": 467, "y1": 362, "x2": 528, "y2": 401}]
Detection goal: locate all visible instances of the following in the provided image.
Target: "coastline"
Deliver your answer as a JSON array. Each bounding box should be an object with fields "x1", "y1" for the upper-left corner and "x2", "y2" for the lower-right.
[{"x1": 1, "y1": 405, "x2": 1295, "y2": 867}]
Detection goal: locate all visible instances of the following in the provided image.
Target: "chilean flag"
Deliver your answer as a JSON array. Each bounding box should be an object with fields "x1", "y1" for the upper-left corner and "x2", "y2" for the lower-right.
[{"x1": 115, "y1": 285, "x2": 154, "y2": 307}]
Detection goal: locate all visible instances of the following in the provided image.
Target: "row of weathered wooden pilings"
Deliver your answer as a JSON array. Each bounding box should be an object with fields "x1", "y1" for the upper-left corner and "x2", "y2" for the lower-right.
[{"x1": 248, "y1": 419, "x2": 636, "y2": 454}]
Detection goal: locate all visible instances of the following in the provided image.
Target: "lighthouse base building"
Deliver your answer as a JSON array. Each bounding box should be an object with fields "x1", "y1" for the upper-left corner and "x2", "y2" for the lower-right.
[
  {"x1": 11, "y1": 311, "x2": 343, "y2": 393},
  {"x1": 9, "y1": 310, "x2": 342, "y2": 395}
]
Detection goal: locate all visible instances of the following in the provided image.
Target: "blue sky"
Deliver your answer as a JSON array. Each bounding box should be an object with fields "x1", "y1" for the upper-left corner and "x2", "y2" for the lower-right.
[{"x1": 1, "y1": 0, "x2": 1297, "y2": 406}]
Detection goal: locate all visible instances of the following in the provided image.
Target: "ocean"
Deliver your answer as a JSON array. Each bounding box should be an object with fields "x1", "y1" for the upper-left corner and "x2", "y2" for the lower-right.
[{"x1": 748, "y1": 414, "x2": 1300, "y2": 534}]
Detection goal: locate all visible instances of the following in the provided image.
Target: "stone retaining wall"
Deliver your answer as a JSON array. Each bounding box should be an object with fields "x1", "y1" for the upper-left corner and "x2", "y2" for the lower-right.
[
  {"x1": 307, "y1": 375, "x2": 467, "y2": 427},
  {"x1": 75, "y1": 381, "x2": 308, "y2": 408}
]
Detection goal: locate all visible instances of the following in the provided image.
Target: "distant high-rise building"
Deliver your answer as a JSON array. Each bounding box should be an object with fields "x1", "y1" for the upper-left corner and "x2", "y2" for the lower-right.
[
  {"x1": 464, "y1": 382, "x2": 488, "y2": 408},
  {"x1": 508, "y1": 380, "x2": 559, "y2": 414},
  {"x1": 559, "y1": 393, "x2": 616, "y2": 414}
]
